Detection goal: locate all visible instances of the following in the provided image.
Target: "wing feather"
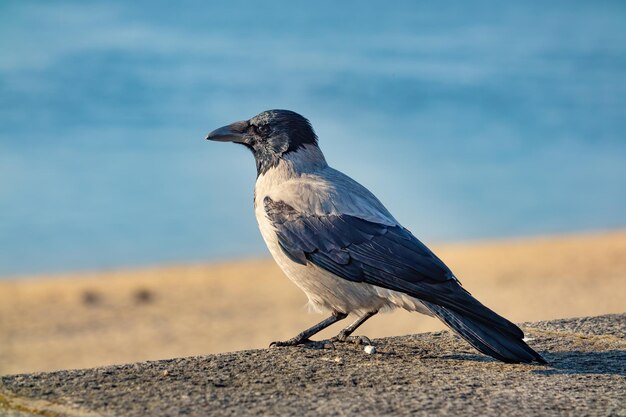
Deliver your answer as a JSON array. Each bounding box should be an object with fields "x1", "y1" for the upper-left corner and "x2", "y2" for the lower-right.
[
  {"x1": 264, "y1": 196, "x2": 520, "y2": 333},
  {"x1": 264, "y1": 196, "x2": 454, "y2": 285}
]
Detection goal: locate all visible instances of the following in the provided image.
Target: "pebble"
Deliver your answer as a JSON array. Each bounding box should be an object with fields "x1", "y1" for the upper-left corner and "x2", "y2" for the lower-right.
[{"x1": 364, "y1": 345, "x2": 376, "y2": 354}]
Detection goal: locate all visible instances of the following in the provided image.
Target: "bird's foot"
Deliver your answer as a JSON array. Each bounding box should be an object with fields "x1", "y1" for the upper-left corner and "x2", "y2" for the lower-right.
[
  {"x1": 269, "y1": 337, "x2": 307, "y2": 347},
  {"x1": 329, "y1": 332, "x2": 373, "y2": 346},
  {"x1": 269, "y1": 337, "x2": 333, "y2": 350}
]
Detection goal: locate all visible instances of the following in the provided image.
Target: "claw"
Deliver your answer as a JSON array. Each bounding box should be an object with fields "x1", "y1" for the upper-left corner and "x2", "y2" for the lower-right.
[
  {"x1": 269, "y1": 337, "x2": 310, "y2": 348},
  {"x1": 353, "y1": 335, "x2": 373, "y2": 345},
  {"x1": 269, "y1": 338, "x2": 333, "y2": 350},
  {"x1": 330, "y1": 334, "x2": 373, "y2": 346}
]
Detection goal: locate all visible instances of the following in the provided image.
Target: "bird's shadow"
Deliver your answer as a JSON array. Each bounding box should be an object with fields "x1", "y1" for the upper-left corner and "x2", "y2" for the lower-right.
[
  {"x1": 441, "y1": 350, "x2": 626, "y2": 377},
  {"x1": 534, "y1": 350, "x2": 626, "y2": 377}
]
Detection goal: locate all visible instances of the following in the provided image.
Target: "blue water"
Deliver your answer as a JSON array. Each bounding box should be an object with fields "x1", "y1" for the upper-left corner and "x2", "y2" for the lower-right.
[{"x1": 1, "y1": 1, "x2": 625, "y2": 277}]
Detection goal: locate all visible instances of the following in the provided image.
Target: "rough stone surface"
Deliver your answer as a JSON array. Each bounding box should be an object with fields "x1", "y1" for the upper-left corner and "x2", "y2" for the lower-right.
[{"x1": 1, "y1": 314, "x2": 625, "y2": 417}]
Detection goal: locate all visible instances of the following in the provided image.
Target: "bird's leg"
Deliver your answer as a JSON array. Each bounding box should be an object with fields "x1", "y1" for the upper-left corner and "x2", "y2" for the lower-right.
[
  {"x1": 270, "y1": 311, "x2": 348, "y2": 347},
  {"x1": 330, "y1": 310, "x2": 378, "y2": 345}
]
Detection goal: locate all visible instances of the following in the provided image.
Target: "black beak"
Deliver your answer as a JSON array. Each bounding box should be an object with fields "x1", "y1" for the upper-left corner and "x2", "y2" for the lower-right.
[{"x1": 205, "y1": 120, "x2": 248, "y2": 143}]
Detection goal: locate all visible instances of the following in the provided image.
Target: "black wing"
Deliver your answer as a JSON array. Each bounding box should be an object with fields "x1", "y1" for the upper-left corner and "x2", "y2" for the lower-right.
[
  {"x1": 264, "y1": 196, "x2": 547, "y2": 364},
  {"x1": 265, "y1": 196, "x2": 489, "y2": 322}
]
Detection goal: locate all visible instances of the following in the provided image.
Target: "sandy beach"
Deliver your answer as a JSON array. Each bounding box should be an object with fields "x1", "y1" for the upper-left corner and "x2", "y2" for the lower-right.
[{"x1": 1, "y1": 229, "x2": 625, "y2": 375}]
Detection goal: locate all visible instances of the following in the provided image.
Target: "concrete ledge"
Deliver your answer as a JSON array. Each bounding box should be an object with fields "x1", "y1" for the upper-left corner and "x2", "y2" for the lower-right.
[{"x1": 1, "y1": 314, "x2": 625, "y2": 417}]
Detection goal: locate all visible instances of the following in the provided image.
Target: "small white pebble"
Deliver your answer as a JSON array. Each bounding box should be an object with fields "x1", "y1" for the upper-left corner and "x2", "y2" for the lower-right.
[
  {"x1": 364, "y1": 345, "x2": 376, "y2": 354},
  {"x1": 162, "y1": 370, "x2": 169, "y2": 376},
  {"x1": 523, "y1": 337, "x2": 535, "y2": 342}
]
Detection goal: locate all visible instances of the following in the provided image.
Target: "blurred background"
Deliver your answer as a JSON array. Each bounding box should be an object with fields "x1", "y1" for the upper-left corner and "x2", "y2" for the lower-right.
[{"x1": 1, "y1": 0, "x2": 625, "y2": 375}]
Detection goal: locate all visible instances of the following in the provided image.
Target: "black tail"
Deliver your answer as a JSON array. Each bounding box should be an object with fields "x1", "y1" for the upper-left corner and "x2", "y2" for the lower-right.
[{"x1": 424, "y1": 300, "x2": 547, "y2": 364}]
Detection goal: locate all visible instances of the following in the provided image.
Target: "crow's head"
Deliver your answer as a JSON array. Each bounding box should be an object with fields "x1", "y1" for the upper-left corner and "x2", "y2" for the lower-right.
[{"x1": 206, "y1": 110, "x2": 318, "y2": 176}]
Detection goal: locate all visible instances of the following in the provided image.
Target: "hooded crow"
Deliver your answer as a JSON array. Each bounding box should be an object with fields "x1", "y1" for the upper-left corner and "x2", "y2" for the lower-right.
[{"x1": 206, "y1": 109, "x2": 547, "y2": 364}]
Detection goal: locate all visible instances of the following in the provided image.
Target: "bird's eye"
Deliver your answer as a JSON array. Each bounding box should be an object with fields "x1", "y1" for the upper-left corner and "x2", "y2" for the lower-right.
[{"x1": 256, "y1": 124, "x2": 271, "y2": 136}]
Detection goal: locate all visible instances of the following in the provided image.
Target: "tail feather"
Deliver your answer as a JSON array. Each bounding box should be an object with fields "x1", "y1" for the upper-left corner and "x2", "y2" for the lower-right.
[{"x1": 424, "y1": 301, "x2": 547, "y2": 364}]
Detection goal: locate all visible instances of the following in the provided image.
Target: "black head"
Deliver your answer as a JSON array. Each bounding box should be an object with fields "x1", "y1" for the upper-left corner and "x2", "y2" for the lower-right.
[{"x1": 206, "y1": 110, "x2": 318, "y2": 176}]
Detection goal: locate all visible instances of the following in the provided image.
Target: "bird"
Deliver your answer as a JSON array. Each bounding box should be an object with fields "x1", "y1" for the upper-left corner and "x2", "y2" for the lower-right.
[{"x1": 206, "y1": 109, "x2": 547, "y2": 364}]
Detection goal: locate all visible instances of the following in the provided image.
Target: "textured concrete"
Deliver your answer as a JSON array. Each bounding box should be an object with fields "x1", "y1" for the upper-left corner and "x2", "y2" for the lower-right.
[{"x1": 1, "y1": 314, "x2": 625, "y2": 417}]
